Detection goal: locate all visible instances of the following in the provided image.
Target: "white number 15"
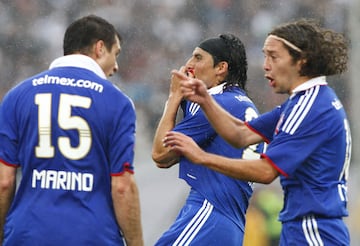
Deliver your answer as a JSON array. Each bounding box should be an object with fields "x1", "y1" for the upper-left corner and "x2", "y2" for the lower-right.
[{"x1": 34, "y1": 93, "x2": 92, "y2": 160}]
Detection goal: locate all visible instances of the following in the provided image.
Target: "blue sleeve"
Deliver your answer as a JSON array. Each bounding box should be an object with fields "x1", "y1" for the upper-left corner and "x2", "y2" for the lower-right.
[
  {"x1": 247, "y1": 106, "x2": 282, "y2": 142},
  {"x1": 0, "y1": 90, "x2": 20, "y2": 166},
  {"x1": 109, "y1": 95, "x2": 136, "y2": 174}
]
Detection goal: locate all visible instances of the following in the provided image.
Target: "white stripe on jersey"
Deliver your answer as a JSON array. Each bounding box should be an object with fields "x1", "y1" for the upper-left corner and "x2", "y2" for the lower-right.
[
  {"x1": 282, "y1": 86, "x2": 320, "y2": 135},
  {"x1": 189, "y1": 102, "x2": 200, "y2": 116},
  {"x1": 337, "y1": 119, "x2": 352, "y2": 201},
  {"x1": 302, "y1": 215, "x2": 324, "y2": 246},
  {"x1": 173, "y1": 199, "x2": 213, "y2": 246}
]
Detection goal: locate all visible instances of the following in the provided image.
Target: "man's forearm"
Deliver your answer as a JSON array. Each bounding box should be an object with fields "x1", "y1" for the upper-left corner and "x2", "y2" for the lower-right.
[
  {"x1": 113, "y1": 176, "x2": 143, "y2": 246},
  {"x1": 151, "y1": 95, "x2": 182, "y2": 165},
  {"x1": 200, "y1": 92, "x2": 264, "y2": 148},
  {"x1": 199, "y1": 93, "x2": 244, "y2": 146},
  {"x1": 0, "y1": 172, "x2": 16, "y2": 244}
]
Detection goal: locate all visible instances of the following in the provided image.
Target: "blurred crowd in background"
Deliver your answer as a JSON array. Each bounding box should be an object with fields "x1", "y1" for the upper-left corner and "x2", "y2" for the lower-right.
[
  {"x1": 0, "y1": 0, "x2": 351, "y2": 127},
  {"x1": 0, "y1": 0, "x2": 357, "y2": 245}
]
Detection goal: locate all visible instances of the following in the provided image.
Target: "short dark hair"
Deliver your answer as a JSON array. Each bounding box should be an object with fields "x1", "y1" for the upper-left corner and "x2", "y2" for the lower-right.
[
  {"x1": 63, "y1": 15, "x2": 122, "y2": 56},
  {"x1": 269, "y1": 19, "x2": 348, "y2": 77}
]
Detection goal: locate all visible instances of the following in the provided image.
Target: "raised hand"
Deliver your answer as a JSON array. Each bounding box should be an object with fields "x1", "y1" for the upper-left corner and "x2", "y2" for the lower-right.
[
  {"x1": 169, "y1": 66, "x2": 187, "y2": 97},
  {"x1": 171, "y1": 70, "x2": 210, "y2": 106}
]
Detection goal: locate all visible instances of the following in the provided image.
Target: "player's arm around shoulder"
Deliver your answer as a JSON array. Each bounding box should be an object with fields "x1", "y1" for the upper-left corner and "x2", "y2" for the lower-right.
[{"x1": 111, "y1": 172, "x2": 143, "y2": 246}]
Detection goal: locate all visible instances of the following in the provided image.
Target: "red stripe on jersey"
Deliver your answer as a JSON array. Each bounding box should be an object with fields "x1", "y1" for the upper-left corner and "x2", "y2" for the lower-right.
[
  {"x1": 0, "y1": 159, "x2": 19, "y2": 168},
  {"x1": 260, "y1": 153, "x2": 289, "y2": 178},
  {"x1": 245, "y1": 121, "x2": 270, "y2": 144},
  {"x1": 111, "y1": 162, "x2": 134, "y2": 176}
]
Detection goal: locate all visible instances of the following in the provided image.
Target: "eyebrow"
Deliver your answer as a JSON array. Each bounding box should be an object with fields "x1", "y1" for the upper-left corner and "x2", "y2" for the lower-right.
[
  {"x1": 262, "y1": 49, "x2": 276, "y2": 55},
  {"x1": 192, "y1": 52, "x2": 203, "y2": 58}
]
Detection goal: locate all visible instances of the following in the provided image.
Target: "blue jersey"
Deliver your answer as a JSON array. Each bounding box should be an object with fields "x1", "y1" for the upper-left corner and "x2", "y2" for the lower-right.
[
  {"x1": 0, "y1": 55, "x2": 136, "y2": 245},
  {"x1": 248, "y1": 76, "x2": 351, "y2": 222},
  {"x1": 173, "y1": 84, "x2": 263, "y2": 231}
]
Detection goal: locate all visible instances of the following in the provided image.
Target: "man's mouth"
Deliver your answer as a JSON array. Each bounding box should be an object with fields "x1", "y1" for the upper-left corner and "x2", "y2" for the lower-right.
[
  {"x1": 265, "y1": 75, "x2": 275, "y2": 87},
  {"x1": 187, "y1": 68, "x2": 195, "y2": 77}
]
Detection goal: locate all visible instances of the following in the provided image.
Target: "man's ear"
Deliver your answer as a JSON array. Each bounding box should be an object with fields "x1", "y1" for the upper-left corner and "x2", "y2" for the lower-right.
[
  {"x1": 216, "y1": 61, "x2": 229, "y2": 75},
  {"x1": 297, "y1": 58, "x2": 307, "y2": 71},
  {"x1": 94, "y1": 40, "x2": 105, "y2": 58}
]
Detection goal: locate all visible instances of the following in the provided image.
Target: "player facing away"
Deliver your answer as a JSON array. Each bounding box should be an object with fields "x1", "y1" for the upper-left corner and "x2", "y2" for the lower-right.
[
  {"x1": 0, "y1": 15, "x2": 143, "y2": 245},
  {"x1": 166, "y1": 19, "x2": 352, "y2": 245},
  {"x1": 152, "y1": 34, "x2": 264, "y2": 245}
]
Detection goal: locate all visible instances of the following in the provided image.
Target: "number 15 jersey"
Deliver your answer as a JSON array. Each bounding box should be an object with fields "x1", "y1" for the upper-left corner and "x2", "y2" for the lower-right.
[{"x1": 0, "y1": 55, "x2": 135, "y2": 245}]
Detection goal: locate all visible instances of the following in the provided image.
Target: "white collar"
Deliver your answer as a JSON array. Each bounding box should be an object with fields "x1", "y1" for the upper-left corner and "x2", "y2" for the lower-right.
[
  {"x1": 207, "y1": 83, "x2": 224, "y2": 95},
  {"x1": 292, "y1": 76, "x2": 327, "y2": 94},
  {"x1": 49, "y1": 54, "x2": 106, "y2": 79}
]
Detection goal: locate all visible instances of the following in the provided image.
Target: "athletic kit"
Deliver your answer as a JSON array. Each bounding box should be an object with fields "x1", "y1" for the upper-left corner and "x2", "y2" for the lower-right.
[
  {"x1": 0, "y1": 55, "x2": 136, "y2": 245},
  {"x1": 247, "y1": 76, "x2": 351, "y2": 245},
  {"x1": 155, "y1": 84, "x2": 263, "y2": 245}
]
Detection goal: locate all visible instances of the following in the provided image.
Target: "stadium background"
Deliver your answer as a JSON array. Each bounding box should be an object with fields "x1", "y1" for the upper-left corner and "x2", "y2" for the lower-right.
[{"x1": 0, "y1": 0, "x2": 359, "y2": 245}]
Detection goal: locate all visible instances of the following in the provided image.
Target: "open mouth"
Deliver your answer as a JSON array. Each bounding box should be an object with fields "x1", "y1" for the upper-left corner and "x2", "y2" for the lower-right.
[
  {"x1": 265, "y1": 75, "x2": 275, "y2": 87},
  {"x1": 187, "y1": 68, "x2": 195, "y2": 77}
]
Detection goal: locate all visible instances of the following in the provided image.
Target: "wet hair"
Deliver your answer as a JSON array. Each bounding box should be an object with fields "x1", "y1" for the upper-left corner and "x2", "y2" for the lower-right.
[
  {"x1": 199, "y1": 33, "x2": 248, "y2": 91},
  {"x1": 269, "y1": 19, "x2": 348, "y2": 77},
  {"x1": 63, "y1": 15, "x2": 121, "y2": 56}
]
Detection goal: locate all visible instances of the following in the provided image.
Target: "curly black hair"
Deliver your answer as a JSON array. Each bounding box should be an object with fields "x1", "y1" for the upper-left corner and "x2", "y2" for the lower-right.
[{"x1": 269, "y1": 19, "x2": 348, "y2": 77}]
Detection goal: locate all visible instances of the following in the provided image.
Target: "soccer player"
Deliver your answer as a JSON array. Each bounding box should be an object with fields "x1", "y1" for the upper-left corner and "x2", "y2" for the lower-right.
[
  {"x1": 0, "y1": 15, "x2": 143, "y2": 245},
  {"x1": 165, "y1": 19, "x2": 351, "y2": 245},
  {"x1": 152, "y1": 34, "x2": 264, "y2": 245}
]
